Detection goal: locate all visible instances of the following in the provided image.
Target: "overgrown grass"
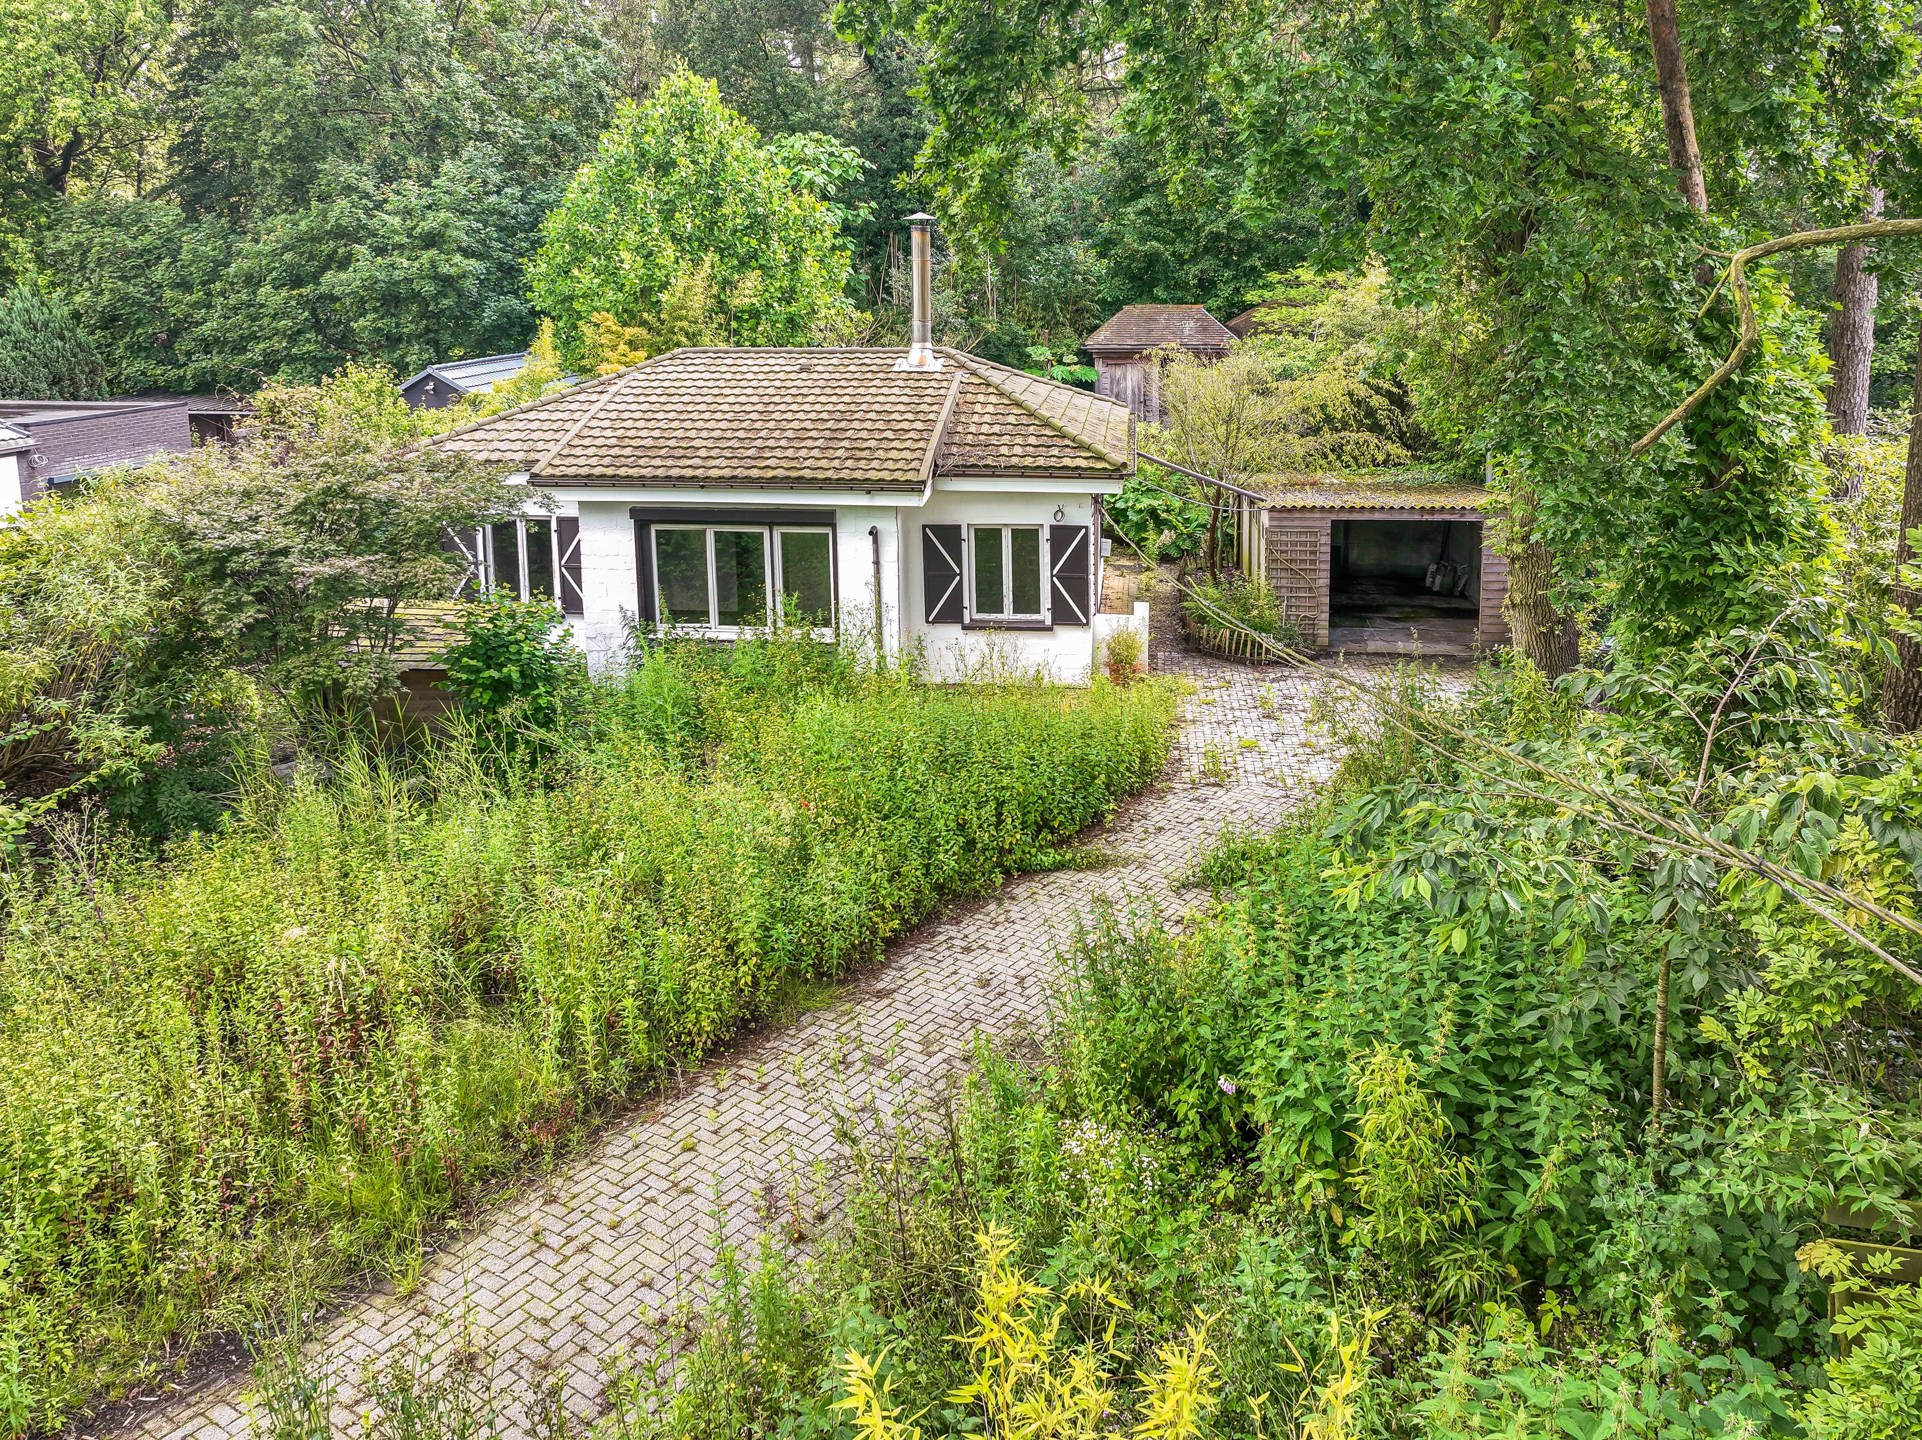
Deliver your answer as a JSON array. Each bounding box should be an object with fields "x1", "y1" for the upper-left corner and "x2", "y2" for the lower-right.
[
  {"x1": 332, "y1": 650, "x2": 1915, "y2": 1440},
  {"x1": 0, "y1": 643, "x2": 1175, "y2": 1431}
]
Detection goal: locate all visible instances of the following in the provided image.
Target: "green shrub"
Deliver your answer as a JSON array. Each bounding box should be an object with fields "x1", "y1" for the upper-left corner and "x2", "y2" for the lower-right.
[
  {"x1": 1106, "y1": 473, "x2": 1209, "y2": 563},
  {"x1": 441, "y1": 593, "x2": 587, "y2": 744},
  {"x1": 1180, "y1": 575, "x2": 1301, "y2": 646},
  {"x1": 0, "y1": 659, "x2": 1174, "y2": 1431}
]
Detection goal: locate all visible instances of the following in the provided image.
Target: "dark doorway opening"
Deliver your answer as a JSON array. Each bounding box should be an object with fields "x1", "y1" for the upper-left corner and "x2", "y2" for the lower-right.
[{"x1": 1329, "y1": 518, "x2": 1481, "y2": 654}]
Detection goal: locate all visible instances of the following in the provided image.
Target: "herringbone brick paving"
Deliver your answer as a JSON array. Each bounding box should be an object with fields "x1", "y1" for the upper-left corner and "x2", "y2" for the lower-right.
[{"x1": 114, "y1": 647, "x2": 1370, "y2": 1440}]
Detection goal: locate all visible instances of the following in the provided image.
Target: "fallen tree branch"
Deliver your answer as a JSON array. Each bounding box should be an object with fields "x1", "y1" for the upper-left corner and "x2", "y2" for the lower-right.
[{"x1": 1632, "y1": 217, "x2": 1922, "y2": 456}]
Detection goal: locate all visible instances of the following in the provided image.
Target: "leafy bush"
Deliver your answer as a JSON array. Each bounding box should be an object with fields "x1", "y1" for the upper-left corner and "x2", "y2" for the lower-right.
[
  {"x1": 0, "y1": 474, "x2": 252, "y2": 840},
  {"x1": 0, "y1": 657, "x2": 1174, "y2": 1430},
  {"x1": 1102, "y1": 626, "x2": 1145, "y2": 684},
  {"x1": 1105, "y1": 470, "x2": 1209, "y2": 563},
  {"x1": 1180, "y1": 574, "x2": 1301, "y2": 645},
  {"x1": 441, "y1": 593, "x2": 587, "y2": 743},
  {"x1": 0, "y1": 367, "x2": 512, "y2": 839},
  {"x1": 0, "y1": 281, "x2": 106, "y2": 400}
]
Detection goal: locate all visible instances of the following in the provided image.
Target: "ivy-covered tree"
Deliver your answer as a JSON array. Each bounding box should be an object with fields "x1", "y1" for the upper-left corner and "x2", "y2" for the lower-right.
[
  {"x1": 0, "y1": 0, "x2": 172, "y2": 272},
  {"x1": 0, "y1": 281, "x2": 106, "y2": 399},
  {"x1": 842, "y1": 0, "x2": 1922, "y2": 667},
  {"x1": 529, "y1": 70, "x2": 858, "y2": 365}
]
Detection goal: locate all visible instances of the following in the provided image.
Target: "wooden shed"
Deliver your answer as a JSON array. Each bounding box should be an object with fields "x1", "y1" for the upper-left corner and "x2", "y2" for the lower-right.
[
  {"x1": 1082, "y1": 304, "x2": 1236, "y2": 423},
  {"x1": 1245, "y1": 476, "x2": 1510, "y2": 655}
]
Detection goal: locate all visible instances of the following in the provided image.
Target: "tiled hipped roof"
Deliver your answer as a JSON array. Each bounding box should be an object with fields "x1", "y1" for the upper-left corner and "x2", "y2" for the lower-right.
[
  {"x1": 1082, "y1": 304, "x2": 1237, "y2": 356},
  {"x1": 429, "y1": 347, "x2": 1133, "y2": 490}
]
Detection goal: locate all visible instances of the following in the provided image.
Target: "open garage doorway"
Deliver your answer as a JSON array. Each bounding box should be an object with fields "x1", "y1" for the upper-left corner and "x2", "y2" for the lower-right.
[{"x1": 1329, "y1": 518, "x2": 1482, "y2": 654}]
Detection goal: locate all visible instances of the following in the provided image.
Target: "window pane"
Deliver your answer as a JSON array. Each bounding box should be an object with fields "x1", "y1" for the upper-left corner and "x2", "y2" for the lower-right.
[
  {"x1": 524, "y1": 518, "x2": 554, "y2": 601},
  {"x1": 489, "y1": 521, "x2": 521, "y2": 597},
  {"x1": 1010, "y1": 527, "x2": 1042, "y2": 616},
  {"x1": 656, "y1": 528, "x2": 711, "y2": 624},
  {"x1": 973, "y1": 527, "x2": 1006, "y2": 615},
  {"x1": 714, "y1": 529, "x2": 769, "y2": 627},
  {"x1": 777, "y1": 530, "x2": 834, "y2": 624}
]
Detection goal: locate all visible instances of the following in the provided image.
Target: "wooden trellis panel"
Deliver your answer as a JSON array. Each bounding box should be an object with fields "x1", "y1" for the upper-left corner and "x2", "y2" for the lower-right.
[{"x1": 1264, "y1": 514, "x2": 1331, "y2": 648}]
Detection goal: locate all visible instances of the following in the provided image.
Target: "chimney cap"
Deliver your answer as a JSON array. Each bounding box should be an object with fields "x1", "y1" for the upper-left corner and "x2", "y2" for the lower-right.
[{"x1": 904, "y1": 211, "x2": 936, "y2": 226}]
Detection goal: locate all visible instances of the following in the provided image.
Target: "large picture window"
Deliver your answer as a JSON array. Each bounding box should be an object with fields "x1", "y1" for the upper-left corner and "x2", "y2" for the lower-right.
[
  {"x1": 649, "y1": 523, "x2": 836, "y2": 633},
  {"x1": 969, "y1": 525, "x2": 1044, "y2": 621}
]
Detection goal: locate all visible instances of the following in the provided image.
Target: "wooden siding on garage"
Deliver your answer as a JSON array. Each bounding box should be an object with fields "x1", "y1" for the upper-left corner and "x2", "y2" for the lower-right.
[
  {"x1": 1263, "y1": 512, "x2": 1332, "y2": 648},
  {"x1": 1478, "y1": 544, "x2": 1512, "y2": 648},
  {"x1": 1259, "y1": 505, "x2": 1513, "y2": 654}
]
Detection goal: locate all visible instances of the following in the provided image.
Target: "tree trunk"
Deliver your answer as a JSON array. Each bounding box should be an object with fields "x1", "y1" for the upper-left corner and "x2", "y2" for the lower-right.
[
  {"x1": 1503, "y1": 528, "x2": 1580, "y2": 678},
  {"x1": 1644, "y1": 0, "x2": 1709, "y2": 214},
  {"x1": 1651, "y1": 947, "x2": 1671, "y2": 1122},
  {"x1": 1884, "y1": 341, "x2": 1922, "y2": 731},
  {"x1": 1827, "y1": 190, "x2": 1884, "y2": 439}
]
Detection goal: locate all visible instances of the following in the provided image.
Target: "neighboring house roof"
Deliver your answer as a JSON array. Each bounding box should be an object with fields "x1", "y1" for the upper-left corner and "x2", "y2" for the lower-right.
[
  {"x1": 1225, "y1": 307, "x2": 1267, "y2": 339},
  {"x1": 386, "y1": 602, "x2": 464, "y2": 669},
  {"x1": 1083, "y1": 304, "x2": 1237, "y2": 356},
  {"x1": 1257, "y1": 473, "x2": 1493, "y2": 512},
  {"x1": 403, "y1": 352, "x2": 533, "y2": 397},
  {"x1": 342, "y1": 600, "x2": 464, "y2": 669},
  {"x1": 427, "y1": 347, "x2": 1133, "y2": 490},
  {"x1": 0, "y1": 399, "x2": 192, "y2": 482}
]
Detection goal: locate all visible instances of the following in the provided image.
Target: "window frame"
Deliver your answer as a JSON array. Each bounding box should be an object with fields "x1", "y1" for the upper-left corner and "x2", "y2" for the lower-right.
[
  {"x1": 966, "y1": 523, "x2": 1048, "y2": 624},
  {"x1": 647, "y1": 522, "x2": 837, "y2": 638},
  {"x1": 456, "y1": 518, "x2": 561, "y2": 604}
]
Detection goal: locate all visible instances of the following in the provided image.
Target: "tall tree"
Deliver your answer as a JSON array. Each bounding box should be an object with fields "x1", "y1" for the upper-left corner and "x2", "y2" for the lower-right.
[
  {"x1": 1643, "y1": 0, "x2": 1709, "y2": 214},
  {"x1": 845, "y1": 0, "x2": 1922, "y2": 663},
  {"x1": 30, "y1": 0, "x2": 615, "y2": 390},
  {"x1": 0, "y1": 282, "x2": 106, "y2": 399},
  {"x1": 1828, "y1": 189, "x2": 1885, "y2": 437},
  {"x1": 529, "y1": 71, "x2": 857, "y2": 364},
  {"x1": 1887, "y1": 341, "x2": 1922, "y2": 729}
]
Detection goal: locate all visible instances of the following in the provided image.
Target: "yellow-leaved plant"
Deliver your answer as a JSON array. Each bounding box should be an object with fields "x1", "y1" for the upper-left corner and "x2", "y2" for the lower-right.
[{"x1": 832, "y1": 1227, "x2": 1222, "y2": 1439}]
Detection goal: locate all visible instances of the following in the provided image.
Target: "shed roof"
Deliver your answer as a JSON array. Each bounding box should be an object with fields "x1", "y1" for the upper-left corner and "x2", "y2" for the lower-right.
[
  {"x1": 427, "y1": 346, "x2": 1133, "y2": 490},
  {"x1": 403, "y1": 352, "x2": 532, "y2": 396},
  {"x1": 0, "y1": 398, "x2": 186, "y2": 428},
  {"x1": 1257, "y1": 473, "x2": 1494, "y2": 512},
  {"x1": 1083, "y1": 304, "x2": 1237, "y2": 356},
  {"x1": 386, "y1": 602, "x2": 464, "y2": 668},
  {"x1": 0, "y1": 421, "x2": 28, "y2": 455}
]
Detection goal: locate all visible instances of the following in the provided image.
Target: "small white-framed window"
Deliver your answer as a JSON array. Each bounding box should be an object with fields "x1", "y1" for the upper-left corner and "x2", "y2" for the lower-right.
[
  {"x1": 651, "y1": 524, "x2": 835, "y2": 634},
  {"x1": 968, "y1": 525, "x2": 1045, "y2": 621}
]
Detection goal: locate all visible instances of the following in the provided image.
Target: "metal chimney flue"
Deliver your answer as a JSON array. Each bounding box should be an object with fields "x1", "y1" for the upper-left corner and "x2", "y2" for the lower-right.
[{"x1": 895, "y1": 211, "x2": 942, "y2": 372}]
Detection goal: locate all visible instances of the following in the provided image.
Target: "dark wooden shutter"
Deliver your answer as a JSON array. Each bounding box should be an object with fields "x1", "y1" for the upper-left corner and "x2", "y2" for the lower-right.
[
  {"x1": 556, "y1": 515, "x2": 584, "y2": 616},
  {"x1": 1049, "y1": 524, "x2": 1091, "y2": 625},
  {"x1": 442, "y1": 526, "x2": 483, "y2": 598},
  {"x1": 923, "y1": 524, "x2": 964, "y2": 624}
]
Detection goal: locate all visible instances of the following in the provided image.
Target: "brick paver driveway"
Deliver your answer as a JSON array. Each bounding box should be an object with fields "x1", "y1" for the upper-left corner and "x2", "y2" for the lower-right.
[{"x1": 112, "y1": 654, "x2": 1358, "y2": 1440}]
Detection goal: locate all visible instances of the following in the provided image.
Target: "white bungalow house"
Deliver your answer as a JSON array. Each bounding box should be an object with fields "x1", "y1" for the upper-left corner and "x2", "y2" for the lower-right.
[{"x1": 426, "y1": 217, "x2": 1146, "y2": 683}]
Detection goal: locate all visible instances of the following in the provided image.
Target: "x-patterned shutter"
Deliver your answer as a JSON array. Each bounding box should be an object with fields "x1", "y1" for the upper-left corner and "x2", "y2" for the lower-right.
[
  {"x1": 443, "y1": 526, "x2": 483, "y2": 598},
  {"x1": 1049, "y1": 524, "x2": 1091, "y2": 626},
  {"x1": 556, "y1": 515, "x2": 584, "y2": 616},
  {"x1": 923, "y1": 524, "x2": 965, "y2": 624}
]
